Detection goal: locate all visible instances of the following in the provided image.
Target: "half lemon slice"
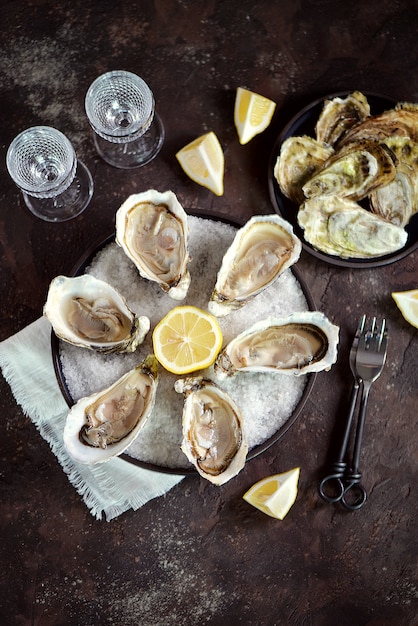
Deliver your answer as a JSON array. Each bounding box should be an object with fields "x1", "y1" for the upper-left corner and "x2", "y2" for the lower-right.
[
  {"x1": 176, "y1": 131, "x2": 224, "y2": 196},
  {"x1": 243, "y1": 467, "x2": 300, "y2": 519},
  {"x1": 152, "y1": 305, "x2": 223, "y2": 375},
  {"x1": 234, "y1": 87, "x2": 276, "y2": 145},
  {"x1": 392, "y1": 289, "x2": 418, "y2": 329}
]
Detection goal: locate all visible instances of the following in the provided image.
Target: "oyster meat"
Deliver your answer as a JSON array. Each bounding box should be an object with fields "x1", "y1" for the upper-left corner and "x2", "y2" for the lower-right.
[
  {"x1": 64, "y1": 355, "x2": 159, "y2": 464},
  {"x1": 274, "y1": 135, "x2": 334, "y2": 204},
  {"x1": 115, "y1": 189, "x2": 191, "y2": 300},
  {"x1": 302, "y1": 140, "x2": 396, "y2": 202},
  {"x1": 214, "y1": 311, "x2": 339, "y2": 379},
  {"x1": 44, "y1": 274, "x2": 150, "y2": 353},
  {"x1": 315, "y1": 91, "x2": 371, "y2": 147},
  {"x1": 175, "y1": 377, "x2": 248, "y2": 485},
  {"x1": 298, "y1": 195, "x2": 408, "y2": 258},
  {"x1": 208, "y1": 215, "x2": 302, "y2": 317}
]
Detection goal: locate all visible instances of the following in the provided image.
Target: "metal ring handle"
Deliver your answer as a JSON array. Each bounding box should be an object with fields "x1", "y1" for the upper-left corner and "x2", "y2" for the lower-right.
[{"x1": 319, "y1": 475, "x2": 345, "y2": 503}]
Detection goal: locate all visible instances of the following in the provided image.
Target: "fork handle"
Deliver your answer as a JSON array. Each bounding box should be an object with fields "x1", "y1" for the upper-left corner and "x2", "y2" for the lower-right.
[{"x1": 349, "y1": 380, "x2": 372, "y2": 473}]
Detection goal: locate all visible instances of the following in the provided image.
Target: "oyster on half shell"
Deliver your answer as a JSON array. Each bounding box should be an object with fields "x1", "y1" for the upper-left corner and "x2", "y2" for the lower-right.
[
  {"x1": 44, "y1": 274, "x2": 150, "y2": 353},
  {"x1": 315, "y1": 91, "x2": 371, "y2": 147},
  {"x1": 175, "y1": 377, "x2": 248, "y2": 485},
  {"x1": 63, "y1": 355, "x2": 159, "y2": 464},
  {"x1": 214, "y1": 311, "x2": 339, "y2": 380},
  {"x1": 208, "y1": 215, "x2": 302, "y2": 317},
  {"x1": 115, "y1": 190, "x2": 191, "y2": 300}
]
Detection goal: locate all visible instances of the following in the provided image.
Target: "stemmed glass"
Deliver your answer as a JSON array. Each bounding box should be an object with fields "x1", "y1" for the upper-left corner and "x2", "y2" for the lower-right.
[
  {"x1": 85, "y1": 70, "x2": 164, "y2": 169},
  {"x1": 6, "y1": 126, "x2": 94, "y2": 222}
]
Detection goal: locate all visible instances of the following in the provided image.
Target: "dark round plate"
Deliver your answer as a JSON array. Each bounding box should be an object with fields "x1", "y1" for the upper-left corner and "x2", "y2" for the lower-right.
[
  {"x1": 52, "y1": 211, "x2": 317, "y2": 475},
  {"x1": 268, "y1": 91, "x2": 418, "y2": 268}
]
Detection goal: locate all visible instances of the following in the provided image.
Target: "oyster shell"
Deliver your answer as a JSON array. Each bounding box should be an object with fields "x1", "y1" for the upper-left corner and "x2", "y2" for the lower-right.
[
  {"x1": 338, "y1": 102, "x2": 418, "y2": 147},
  {"x1": 208, "y1": 215, "x2": 302, "y2": 317},
  {"x1": 315, "y1": 91, "x2": 371, "y2": 147},
  {"x1": 274, "y1": 135, "x2": 334, "y2": 204},
  {"x1": 298, "y1": 195, "x2": 408, "y2": 258},
  {"x1": 44, "y1": 274, "x2": 150, "y2": 353},
  {"x1": 214, "y1": 311, "x2": 339, "y2": 380},
  {"x1": 370, "y1": 136, "x2": 418, "y2": 227},
  {"x1": 302, "y1": 140, "x2": 396, "y2": 202},
  {"x1": 115, "y1": 190, "x2": 191, "y2": 300},
  {"x1": 175, "y1": 377, "x2": 248, "y2": 485},
  {"x1": 63, "y1": 355, "x2": 159, "y2": 464}
]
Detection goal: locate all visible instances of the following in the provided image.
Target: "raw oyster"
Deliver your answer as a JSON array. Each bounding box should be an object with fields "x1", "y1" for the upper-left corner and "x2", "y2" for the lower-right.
[
  {"x1": 302, "y1": 140, "x2": 396, "y2": 202},
  {"x1": 214, "y1": 311, "x2": 339, "y2": 380},
  {"x1": 175, "y1": 377, "x2": 248, "y2": 485},
  {"x1": 63, "y1": 354, "x2": 159, "y2": 464},
  {"x1": 298, "y1": 195, "x2": 408, "y2": 258},
  {"x1": 315, "y1": 91, "x2": 370, "y2": 146},
  {"x1": 115, "y1": 189, "x2": 191, "y2": 300},
  {"x1": 44, "y1": 274, "x2": 150, "y2": 353},
  {"x1": 274, "y1": 135, "x2": 334, "y2": 204},
  {"x1": 208, "y1": 215, "x2": 302, "y2": 317}
]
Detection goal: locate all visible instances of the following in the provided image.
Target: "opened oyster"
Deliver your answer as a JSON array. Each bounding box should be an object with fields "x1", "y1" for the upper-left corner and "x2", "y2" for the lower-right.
[
  {"x1": 64, "y1": 355, "x2": 159, "y2": 464},
  {"x1": 274, "y1": 135, "x2": 334, "y2": 204},
  {"x1": 315, "y1": 91, "x2": 371, "y2": 147},
  {"x1": 115, "y1": 189, "x2": 191, "y2": 300},
  {"x1": 44, "y1": 274, "x2": 150, "y2": 353},
  {"x1": 298, "y1": 195, "x2": 408, "y2": 258},
  {"x1": 302, "y1": 140, "x2": 396, "y2": 202},
  {"x1": 175, "y1": 377, "x2": 248, "y2": 485},
  {"x1": 214, "y1": 311, "x2": 339, "y2": 379},
  {"x1": 208, "y1": 215, "x2": 302, "y2": 317}
]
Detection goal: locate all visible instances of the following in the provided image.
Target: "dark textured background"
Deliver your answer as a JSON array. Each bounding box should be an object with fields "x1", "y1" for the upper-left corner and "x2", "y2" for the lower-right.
[{"x1": 1, "y1": 1, "x2": 417, "y2": 624}]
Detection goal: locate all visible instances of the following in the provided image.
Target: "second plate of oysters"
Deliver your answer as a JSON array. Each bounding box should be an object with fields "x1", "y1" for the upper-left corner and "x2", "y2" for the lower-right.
[{"x1": 268, "y1": 91, "x2": 418, "y2": 268}]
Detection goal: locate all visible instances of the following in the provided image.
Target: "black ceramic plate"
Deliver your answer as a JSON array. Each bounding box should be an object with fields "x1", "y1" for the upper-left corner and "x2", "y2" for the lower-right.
[
  {"x1": 268, "y1": 92, "x2": 418, "y2": 268},
  {"x1": 52, "y1": 212, "x2": 317, "y2": 475}
]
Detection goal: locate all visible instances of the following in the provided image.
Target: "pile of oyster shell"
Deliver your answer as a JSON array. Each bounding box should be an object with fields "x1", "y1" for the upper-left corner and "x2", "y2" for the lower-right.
[
  {"x1": 44, "y1": 190, "x2": 339, "y2": 485},
  {"x1": 274, "y1": 91, "x2": 418, "y2": 258}
]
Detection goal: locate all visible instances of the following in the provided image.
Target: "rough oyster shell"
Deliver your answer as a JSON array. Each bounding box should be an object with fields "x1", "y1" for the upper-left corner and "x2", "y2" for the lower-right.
[
  {"x1": 115, "y1": 189, "x2": 191, "y2": 300},
  {"x1": 63, "y1": 355, "x2": 159, "y2": 464},
  {"x1": 302, "y1": 140, "x2": 396, "y2": 202},
  {"x1": 298, "y1": 195, "x2": 408, "y2": 258},
  {"x1": 44, "y1": 274, "x2": 150, "y2": 353},
  {"x1": 274, "y1": 135, "x2": 334, "y2": 204},
  {"x1": 208, "y1": 215, "x2": 302, "y2": 317},
  {"x1": 315, "y1": 91, "x2": 371, "y2": 147},
  {"x1": 214, "y1": 311, "x2": 339, "y2": 380},
  {"x1": 338, "y1": 102, "x2": 418, "y2": 147},
  {"x1": 175, "y1": 377, "x2": 248, "y2": 485},
  {"x1": 370, "y1": 136, "x2": 418, "y2": 227}
]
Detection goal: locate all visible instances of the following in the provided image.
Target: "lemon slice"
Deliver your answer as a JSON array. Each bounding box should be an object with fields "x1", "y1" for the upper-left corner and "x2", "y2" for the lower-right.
[
  {"x1": 176, "y1": 131, "x2": 224, "y2": 196},
  {"x1": 243, "y1": 467, "x2": 300, "y2": 519},
  {"x1": 234, "y1": 87, "x2": 276, "y2": 145},
  {"x1": 392, "y1": 289, "x2": 418, "y2": 328},
  {"x1": 152, "y1": 305, "x2": 223, "y2": 375}
]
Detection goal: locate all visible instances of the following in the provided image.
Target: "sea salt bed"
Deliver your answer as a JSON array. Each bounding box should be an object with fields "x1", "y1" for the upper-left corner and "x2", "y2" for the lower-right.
[{"x1": 59, "y1": 215, "x2": 310, "y2": 470}]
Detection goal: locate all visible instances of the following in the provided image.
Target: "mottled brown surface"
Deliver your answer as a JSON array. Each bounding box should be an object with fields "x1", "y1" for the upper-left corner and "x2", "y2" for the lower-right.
[{"x1": 1, "y1": 1, "x2": 418, "y2": 625}]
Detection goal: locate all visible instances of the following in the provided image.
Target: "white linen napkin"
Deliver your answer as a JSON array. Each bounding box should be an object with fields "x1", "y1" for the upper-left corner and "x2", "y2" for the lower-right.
[{"x1": 0, "y1": 317, "x2": 184, "y2": 521}]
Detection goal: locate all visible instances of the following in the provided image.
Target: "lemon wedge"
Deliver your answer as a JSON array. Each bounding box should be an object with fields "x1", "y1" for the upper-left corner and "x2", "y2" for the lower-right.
[
  {"x1": 234, "y1": 87, "x2": 276, "y2": 145},
  {"x1": 243, "y1": 467, "x2": 300, "y2": 519},
  {"x1": 176, "y1": 131, "x2": 224, "y2": 196},
  {"x1": 152, "y1": 305, "x2": 223, "y2": 375},
  {"x1": 392, "y1": 289, "x2": 418, "y2": 329}
]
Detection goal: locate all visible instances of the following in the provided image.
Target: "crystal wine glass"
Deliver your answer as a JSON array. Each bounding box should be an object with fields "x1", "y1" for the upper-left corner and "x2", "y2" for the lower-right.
[
  {"x1": 6, "y1": 126, "x2": 94, "y2": 222},
  {"x1": 85, "y1": 70, "x2": 164, "y2": 169}
]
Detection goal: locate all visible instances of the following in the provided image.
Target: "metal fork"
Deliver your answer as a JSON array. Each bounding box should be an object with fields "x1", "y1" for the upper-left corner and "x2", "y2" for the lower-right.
[
  {"x1": 319, "y1": 316, "x2": 388, "y2": 510},
  {"x1": 342, "y1": 317, "x2": 388, "y2": 509},
  {"x1": 319, "y1": 315, "x2": 365, "y2": 504}
]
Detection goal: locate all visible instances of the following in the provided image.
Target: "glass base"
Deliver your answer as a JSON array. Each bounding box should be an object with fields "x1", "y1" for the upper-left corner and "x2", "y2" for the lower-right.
[
  {"x1": 23, "y1": 161, "x2": 94, "y2": 222},
  {"x1": 93, "y1": 113, "x2": 165, "y2": 168}
]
